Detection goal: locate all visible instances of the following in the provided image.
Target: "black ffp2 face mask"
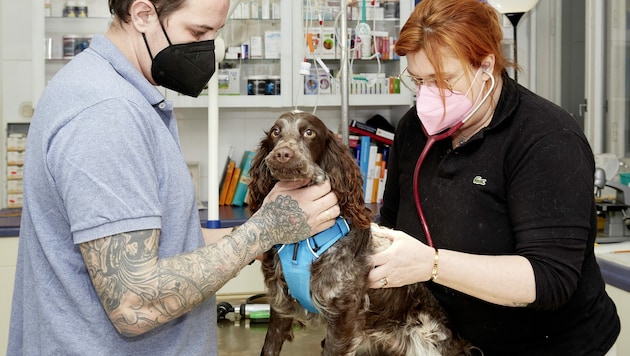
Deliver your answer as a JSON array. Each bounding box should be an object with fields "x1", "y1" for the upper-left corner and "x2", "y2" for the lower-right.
[{"x1": 143, "y1": 25, "x2": 216, "y2": 98}]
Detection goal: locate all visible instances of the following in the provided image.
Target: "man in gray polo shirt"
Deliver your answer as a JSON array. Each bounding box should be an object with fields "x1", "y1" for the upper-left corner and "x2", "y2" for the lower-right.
[{"x1": 7, "y1": 0, "x2": 339, "y2": 354}]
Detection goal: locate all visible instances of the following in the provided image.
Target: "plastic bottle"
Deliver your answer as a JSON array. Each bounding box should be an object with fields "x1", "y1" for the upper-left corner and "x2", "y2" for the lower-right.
[
  {"x1": 271, "y1": 0, "x2": 280, "y2": 19},
  {"x1": 76, "y1": 1, "x2": 88, "y2": 17},
  {"x1": 261, "y1": 0, "x2": 270, "y2": 19},
  {"x1": 63, "y1": 1, "x2": 77, "y2": 17},
  {"x1": 250, "y1": 0, "x2": 259, "y2": 19},
  {"x1": 44, "y1": 1, "x2": 52, "y2": 17}
]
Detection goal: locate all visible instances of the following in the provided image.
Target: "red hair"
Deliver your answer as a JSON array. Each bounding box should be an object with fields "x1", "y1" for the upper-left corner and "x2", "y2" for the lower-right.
[{"x1": 396, "y1": 0, "x2": 514, "y2": 84}]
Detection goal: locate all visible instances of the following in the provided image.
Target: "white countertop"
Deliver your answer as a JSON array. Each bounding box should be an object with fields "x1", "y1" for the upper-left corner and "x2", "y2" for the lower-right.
[
  {"x1": 595, "y1": 241, "x2": 630, "y2": 266},
  {"x1": 595, "y1": 241, "x2": 630, "y2": 292}
]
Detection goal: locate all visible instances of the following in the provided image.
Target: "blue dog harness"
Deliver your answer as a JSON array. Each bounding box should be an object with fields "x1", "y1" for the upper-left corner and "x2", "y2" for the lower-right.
[{"x1": 277, "y1": 217, "x2": 350, "y2": 313}]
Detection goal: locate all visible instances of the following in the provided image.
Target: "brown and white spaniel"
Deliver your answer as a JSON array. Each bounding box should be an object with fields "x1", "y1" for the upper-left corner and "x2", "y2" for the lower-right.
[{"x1": 247, "y1": 110, "x2": 472, "y2": 356}]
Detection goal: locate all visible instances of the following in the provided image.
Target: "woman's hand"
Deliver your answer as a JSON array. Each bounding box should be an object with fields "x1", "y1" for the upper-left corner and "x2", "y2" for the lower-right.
[{"x1": 368, "y1": 224, "x2": 435, "y2": 288}]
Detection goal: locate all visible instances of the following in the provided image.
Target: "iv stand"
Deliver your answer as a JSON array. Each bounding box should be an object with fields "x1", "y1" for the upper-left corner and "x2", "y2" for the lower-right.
[{"x1": 339, "y1": 0, "x2": 349, "y2": 145}]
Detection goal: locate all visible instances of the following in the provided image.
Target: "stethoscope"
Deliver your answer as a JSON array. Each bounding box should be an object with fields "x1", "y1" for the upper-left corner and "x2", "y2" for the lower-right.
[{"x1": 413, "y1": 68, "x2": 496, "y2": 247}]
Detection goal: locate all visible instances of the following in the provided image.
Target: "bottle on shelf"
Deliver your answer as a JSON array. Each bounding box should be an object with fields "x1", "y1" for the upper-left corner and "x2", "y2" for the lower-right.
[
  {"x1": 76, "y1": 1, "x2": 88, "y2": 17},
  {"x1": 271, "y1": 0, "x2": 280, "y2": 19},
  {"x1": 63, "y1": 1, "x2": 77, "y2": 17},
  {"x1": 250, "y1": 0, "x2": 259, "y2": 19},
  {"x1": 241, "y1": 1, "x2": 250, "y2": 19},
  {"x1": 44, "y1": 0, "x2": 52, "y2": 17},
  {"x1": 261, "y1": 0, "x2": 270, "y2": 19}
]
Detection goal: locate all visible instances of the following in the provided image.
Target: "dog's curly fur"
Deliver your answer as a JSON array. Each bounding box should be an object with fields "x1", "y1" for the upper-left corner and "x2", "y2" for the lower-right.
[{"x1": 248, "y1": 111, "x2": 472, "y2": 356}]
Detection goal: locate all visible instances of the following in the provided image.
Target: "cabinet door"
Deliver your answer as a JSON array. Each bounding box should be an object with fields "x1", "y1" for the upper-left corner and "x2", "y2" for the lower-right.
[
  {"x1": 3, "y1": 1, "x2": 34, "y2": 60},
  {"x1": 2, "y1": 0, "x2": 35, "y2": 121},
  {"x1": 0, "y1": 237, "x2": 19, "y2": 354},
  {"x1": 212, "y1": 0, "x2": 293, "y2": 108},
  {"x1": 292, "y1": 0, "x2": 414, "y2": 108},
  {"x1": 167, "y1": 0, "x2": 292, "y2": 108}
]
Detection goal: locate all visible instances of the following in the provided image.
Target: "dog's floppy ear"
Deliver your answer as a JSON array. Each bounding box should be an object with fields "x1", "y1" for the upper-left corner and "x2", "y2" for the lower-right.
[
  {"x1": 247, "y1": 132, "x2": 277, "y2": 214},
  {"x1": 319, "y1": 130, "x2": 373, "y2": 229}
]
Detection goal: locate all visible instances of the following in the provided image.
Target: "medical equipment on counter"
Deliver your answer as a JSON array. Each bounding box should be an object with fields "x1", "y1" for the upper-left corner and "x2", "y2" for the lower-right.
[
  {"x1": 217, "y1": 293, "x2": 270, "y2": 322},
  {"x1": 595, "y1": 167, "x2": 630, "y2": 243}
]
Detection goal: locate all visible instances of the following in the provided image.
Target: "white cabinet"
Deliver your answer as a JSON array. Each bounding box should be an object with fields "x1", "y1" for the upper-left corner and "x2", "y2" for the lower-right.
[
  {"x1": 31, "y1": 0, "x2": 294, "y2": 109},
  {"x1": 163, "y1": 1, "x2": 293, "y2": 108},
  {"x1": 31, "y1": 0, "x2": 412, "y2": 109},
  {"x1": 213, "y1": 1, "x2": 293, "y2": 108},
  {"x1": 4, "y1": 124, "x2": 28, "y2": 208},
  {"x1": 2, "y1": 1, "x2": 33, "y2": 61},
  {"x1": 0, "y1": 237, "x2": 19, "y2": 354},
  {"x1": 292, "y1": 0, "x2": 414, "y2": 108},
  {"x1": 2, "y1": 0, "x2": 37, "y2": 209},
  {"x1": 2, "y1": 0, "x2": 35, "y2": 122},
  {"x1": 606, "y1": 284, "x2": 630, "y2": 355}
]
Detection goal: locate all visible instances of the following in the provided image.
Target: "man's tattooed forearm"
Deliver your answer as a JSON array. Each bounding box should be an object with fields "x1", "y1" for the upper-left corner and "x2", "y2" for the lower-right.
[
  {"x1": 81, "y1": 230, "x2": 165, "y2": 336},
  {"x1": 79, "y1": 194, "x2": 311, "y2": 336},
  {"x1": 81, "y1": 230, "x2": 241, "y2": 336}
]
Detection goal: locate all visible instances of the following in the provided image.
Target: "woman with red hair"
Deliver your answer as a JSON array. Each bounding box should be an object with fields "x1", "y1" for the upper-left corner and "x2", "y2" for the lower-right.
[{"x1": 369, "y1": 0, "x2": 620, "y2": 354}]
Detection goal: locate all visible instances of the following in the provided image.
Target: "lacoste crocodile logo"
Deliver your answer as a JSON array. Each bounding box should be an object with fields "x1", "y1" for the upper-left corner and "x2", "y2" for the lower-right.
[{"x1": 472, "y1": 176, "x2": 487, "y2": 186}]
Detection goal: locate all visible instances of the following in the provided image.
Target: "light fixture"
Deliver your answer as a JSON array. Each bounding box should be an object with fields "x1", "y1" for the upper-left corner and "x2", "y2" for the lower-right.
[{"x1": 486, "y1": 0, "x2": 540, "y2": 82}]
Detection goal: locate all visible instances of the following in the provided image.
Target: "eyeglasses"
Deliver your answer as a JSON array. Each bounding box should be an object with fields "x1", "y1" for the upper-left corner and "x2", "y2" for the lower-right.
[{"x1": 398, "y1": 66, "x2": 467, "y2": 95}]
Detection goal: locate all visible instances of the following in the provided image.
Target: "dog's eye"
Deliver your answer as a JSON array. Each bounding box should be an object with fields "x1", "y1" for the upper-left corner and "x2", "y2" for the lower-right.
[
  {"x1": 270, "y1": 128, "x2": 280, "y2": 138},
  {"x1": 303, "y1": 129, "x2": 315, "y2": 138}
]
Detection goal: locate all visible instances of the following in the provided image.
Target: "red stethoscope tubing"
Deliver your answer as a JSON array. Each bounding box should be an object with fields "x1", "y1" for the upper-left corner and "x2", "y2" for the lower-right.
[{"x1": 412, "y1": 122, "x2": 464, "y2": 247}]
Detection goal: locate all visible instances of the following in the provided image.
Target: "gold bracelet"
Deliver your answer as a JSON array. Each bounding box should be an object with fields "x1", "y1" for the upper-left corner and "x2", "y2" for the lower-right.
[{"x1": 430, "y1": 248, "x2": 439, "y2": 281}]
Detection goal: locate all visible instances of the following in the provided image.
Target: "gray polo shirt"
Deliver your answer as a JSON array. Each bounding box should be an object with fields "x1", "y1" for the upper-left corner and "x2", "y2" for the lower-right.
[{"x1": 8, "y1": 34, "x2": 217, "y2": 355}]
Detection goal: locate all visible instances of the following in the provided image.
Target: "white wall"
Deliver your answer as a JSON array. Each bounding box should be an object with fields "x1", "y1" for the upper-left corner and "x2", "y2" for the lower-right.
[
  {"x1": 0, "y1": 1, "x2": 3, "y2": 124},
  {"x1": 532, "y1": 0, "x2": 563, "y2": 104}
]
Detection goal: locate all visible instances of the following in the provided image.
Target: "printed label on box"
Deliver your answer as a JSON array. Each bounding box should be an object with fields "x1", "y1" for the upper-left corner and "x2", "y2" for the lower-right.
[
  {"x1": 218, "y1": 68, "x2": 240, "y2": 95},
  {"x1": 304, "y1": 71, "x2": 319, "y2": 95},
  {"x1": 304, "y1": 69, "x2": 333, "y2": 95},
  {"x1": 305, "y1": 27, "x2": 336, "y2": 59},
  {"x1": 264, "y1": 31, "x2": 281, "y2": 59}
]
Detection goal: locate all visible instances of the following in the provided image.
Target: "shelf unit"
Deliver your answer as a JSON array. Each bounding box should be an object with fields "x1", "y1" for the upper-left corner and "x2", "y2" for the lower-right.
[
  {"x1": 292, "y1": 0, "x2": 414, "y2": 108},
  {"x1": 31, "y1": 0, "x2": 413, "y2": 109},
  {"x1": 32, "y1": 0, "x2": 294, "y2": 109},
  {"x1": 4, "y1": 125, "x2": 29, "y2": 208}
]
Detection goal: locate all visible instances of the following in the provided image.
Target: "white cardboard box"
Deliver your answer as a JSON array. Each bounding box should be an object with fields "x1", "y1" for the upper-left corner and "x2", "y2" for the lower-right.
[{"x1": 250, "y1": 36, "x2": 263, "y2": 58}]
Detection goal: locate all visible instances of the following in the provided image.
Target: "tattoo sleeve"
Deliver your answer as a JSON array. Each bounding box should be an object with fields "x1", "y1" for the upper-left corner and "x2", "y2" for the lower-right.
[{"x1": 79, "y1": 193, "x2": 311, "y2": 337}]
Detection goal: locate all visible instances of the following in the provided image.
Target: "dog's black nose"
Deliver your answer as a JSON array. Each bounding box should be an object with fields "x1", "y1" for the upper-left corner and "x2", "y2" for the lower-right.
[{"x1": 274, "y1": 147, "x2": 294, "y2": 163}]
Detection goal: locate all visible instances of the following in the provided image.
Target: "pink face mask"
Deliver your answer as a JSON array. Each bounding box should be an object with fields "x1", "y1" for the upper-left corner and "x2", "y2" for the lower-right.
[{"x1": 415, "y1": 68, "x2": 484, "y2": 136}]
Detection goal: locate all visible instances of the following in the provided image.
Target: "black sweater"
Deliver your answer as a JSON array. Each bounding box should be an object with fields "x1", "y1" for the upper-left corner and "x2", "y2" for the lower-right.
[{"x1": 380, "y1": 73, "x2": 620, "y2": 355}]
